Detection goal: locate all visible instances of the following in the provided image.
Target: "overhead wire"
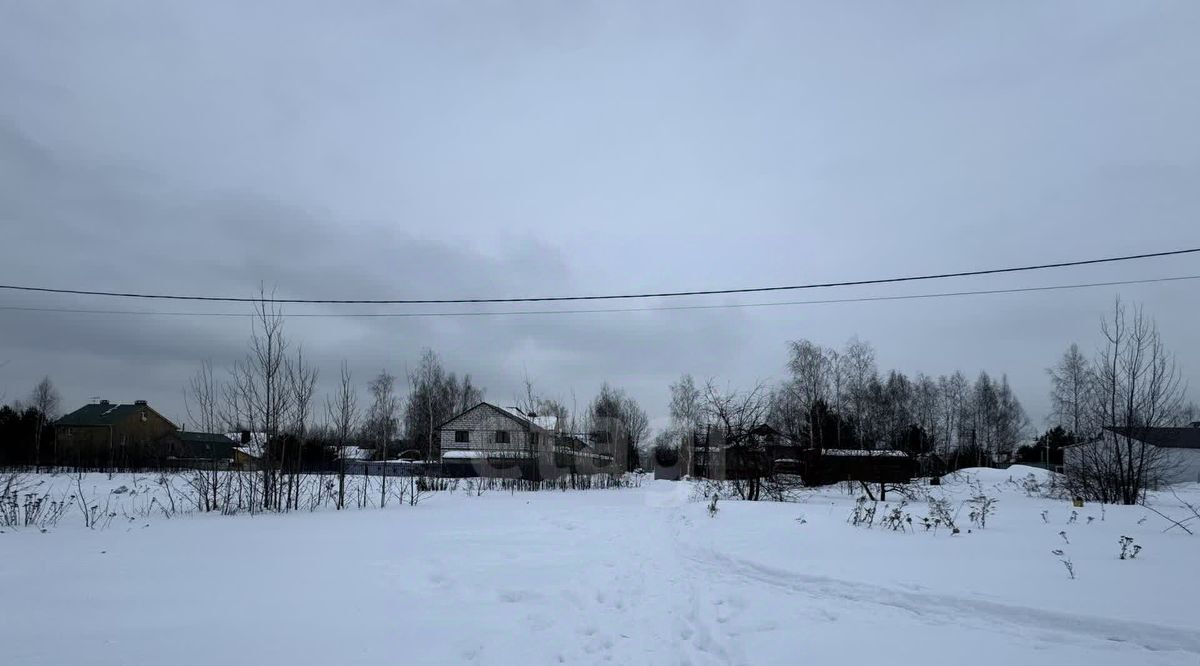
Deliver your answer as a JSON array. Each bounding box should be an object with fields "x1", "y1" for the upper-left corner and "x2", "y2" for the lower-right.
[
  {"x1": 0, "y1": 247, "x2": 1196, "y2": 305},
  {"x1": 0, "y1": 274, "x2": 1195, "y2": 319}
]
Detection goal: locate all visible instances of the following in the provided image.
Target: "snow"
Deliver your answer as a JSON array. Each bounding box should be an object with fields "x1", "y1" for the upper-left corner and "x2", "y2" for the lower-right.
[
  {"x1": 945, "y1": 464, "x2": 1056, "y2": 485},
  {"x1": 3, "y1": 472, "x2": 1200, "y2": 665},
  {"x1": 441, "y1": 450, "x2": 487, "y2": 459},
  {"x1": 495, "y1": 405, "x2": 558, "y2": 431},
  {"x1": 335, "y1": 445, "x2": 374, "y2": 461},
  {"x1": 225, "y1": 432, "x2": 266, "y2": 457}
]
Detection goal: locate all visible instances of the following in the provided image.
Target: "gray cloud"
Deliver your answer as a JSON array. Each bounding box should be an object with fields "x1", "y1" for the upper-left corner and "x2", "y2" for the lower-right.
[{"x1": 1, "y1": 2, "x2": 1198, "y2": 430}]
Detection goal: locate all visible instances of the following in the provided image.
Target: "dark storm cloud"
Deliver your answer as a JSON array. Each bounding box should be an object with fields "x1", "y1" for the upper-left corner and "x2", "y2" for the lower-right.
[{"x1": 1, "y1": 1, "x2": 1198, "y2": 427}]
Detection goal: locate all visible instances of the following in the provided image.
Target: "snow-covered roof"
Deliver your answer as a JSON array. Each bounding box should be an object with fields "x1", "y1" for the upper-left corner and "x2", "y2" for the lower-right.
[
  {"x1": 822, "y1": 449, "x2": 910, "y2": 457},
  {"x1": 334, "y1": 446, "x2": 374, "y2": 461},
  {"x1": 494, "y1": 405, "x2": 557, "y2": 431},
  {"x1": 442, "y1": 450, "x2": 534, "y2": 460},
  {"x1": 496, "y1": 405, "x2": 530, "y2": 423},
  {"x1": 226, "y1": 432, "x2": 267, "y2": 458}
]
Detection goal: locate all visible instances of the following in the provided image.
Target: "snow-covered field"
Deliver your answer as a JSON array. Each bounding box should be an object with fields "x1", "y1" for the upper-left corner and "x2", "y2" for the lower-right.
[{"x1": 3, "y1": 467, "x2": 1199, "y2": 665}]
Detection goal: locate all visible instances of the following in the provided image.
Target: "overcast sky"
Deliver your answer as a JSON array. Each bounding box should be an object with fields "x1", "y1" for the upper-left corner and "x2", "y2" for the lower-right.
[{"x1": 1, "y1": 2, "x2": 1198, "y2": 433}]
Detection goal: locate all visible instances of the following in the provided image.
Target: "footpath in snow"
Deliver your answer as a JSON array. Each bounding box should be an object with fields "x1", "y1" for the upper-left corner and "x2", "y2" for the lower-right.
[{"x1": 2, "y1": 468, "x2": 1199, "y2": 665}]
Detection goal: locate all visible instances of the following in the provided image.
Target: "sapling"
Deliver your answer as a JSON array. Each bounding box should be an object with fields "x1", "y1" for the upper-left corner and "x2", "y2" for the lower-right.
[
  {"x1": 1067, "y1": 510, "x2": 1077, "y2": 525},
  {"x1": 708, "y1": 493, "x2": 719, "y2": 518},
  {"x1": 1086, "y1": 516, "x2": 1095, "y2": 525},
  {"x1": 1058, "y1": 530, "x2": 1069, "y2": 544},
  {"x1": 1040, "y1": 510, "x2": 1049, "y2": 524}
]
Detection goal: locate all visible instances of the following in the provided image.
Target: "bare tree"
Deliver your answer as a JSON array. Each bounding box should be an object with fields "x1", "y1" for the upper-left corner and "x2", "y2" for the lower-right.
[
  {"x1": 325, "y1": 361, "x2": 358, "y2": 510},
  {"x1": 669, "y1": 374, "x2": 703, "y2": 475},
  {"x1": 533, "y1": 398, "x2": 569, "y2": 429},
  {"x1": 701, "y1": 381, "x2": 770, "y2": 500},
  {"x1": 786, "y1": 339, "x2": 831, "y2": 449},
  {"x1": 366, "y1": 370, "x2": 399, "y2": 507},
  {"x1": 767, "y1": 383, "x2": 806, "y2": 443},
  {"x1": 287, "y1": 348, "x2": 319, "y2": 441},
  {"x1": 452, "y1": 374, "x2": 485, "y2": 414},
  {"x1": 185, "y1": 360, "x2": 221, "y2": 509},
  {"x1": 405, "y1": 349, "x2": 451, "y2": 462},
  {"x1": 28, "y1": 377, "x2": 60, "y2": 471},
  {"x1": 843, "y1": 337, "x2": 877, "y2": 447},
  {"x1": 1048, "y1": 343, "x2": 1092, "y2": 437},
  {"x1": 912, "y1": 373, "x2": 942, "y2": 454},
  {"x1": 828, "y1": 348, "x2": 847, "y2": 449},
  {"x1": 588, "y1": 383, "x2": 641, "y2": 472},
  {"x1": 229, "y1": 290, "x2": 291, "y2": 511},
  {"x1": 1072, "y1": 299, "x2": 1186, "y2": 504},
  {"x1": 283, "y1": 347, "x2": 319, "y2": 510},
  {"x1": 186, "y1": 360, "x2": 220, "y2": 434},
  {"x1": 937, "y1": 371, "x2": 968, "y2": 457}
]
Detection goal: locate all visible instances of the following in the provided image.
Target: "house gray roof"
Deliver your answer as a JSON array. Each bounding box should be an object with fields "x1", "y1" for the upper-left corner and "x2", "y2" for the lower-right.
[
  {"x1": 171, "y1": 432, "x2": 237, "y2": 458},
  {"x1": 1104, "y1": 426, "x2": 1200, "y2": 450},
  {"x1": 56, "y1": 402, "x2": 169, "y2": 427},
  {"x1": 175, "y1": 431, "x2": 236, "y2": 445}
]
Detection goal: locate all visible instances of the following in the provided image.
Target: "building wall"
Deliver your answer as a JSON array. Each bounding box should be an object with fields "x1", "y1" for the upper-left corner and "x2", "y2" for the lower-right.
[
  {"x1": 1164, "y1": 448, "x2": 1200, "y2": 485},
  {"x1": 438, "y1": 404, "x2": 615, "y2": 479},
  {"x1": 56, "y1": 408, "x2": 177, "y2": 467},
  {"x1": 1065, "y1": 437, "x2": 1200, "y2": 487},
  {"x1": 439, "y1": 405, "x2": 536, "y2": 456}
]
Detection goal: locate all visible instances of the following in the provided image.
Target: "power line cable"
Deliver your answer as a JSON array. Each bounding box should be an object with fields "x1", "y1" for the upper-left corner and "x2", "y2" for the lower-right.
[
  {"x1": 0, "y1": 247, "x2": 1196, "y2": 305},
  {"x1": 1, "y1": 274, "x2": 1195, "y2": 319}
]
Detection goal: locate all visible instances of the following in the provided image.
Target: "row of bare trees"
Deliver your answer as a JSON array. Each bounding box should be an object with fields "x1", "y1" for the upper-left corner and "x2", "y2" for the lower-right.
[
  {"x1": 772, "y1": 337, "x2": 1029, "y2": 465},
  {"x1": 1051, "y1": 299, "x2": 1195, "y2": 504},
  {"x1": 657, "y1": 338, "x2": 1030, "y2": 476},
  {"x1": 186, "y1": 296, "x2": 654, "y2": 510},
  {"x1": 182, "y1": 296, "x2": 490, "y2": 512},
  {"x1": 0, "y1": 377, "x2": 61, "y2": 469}
]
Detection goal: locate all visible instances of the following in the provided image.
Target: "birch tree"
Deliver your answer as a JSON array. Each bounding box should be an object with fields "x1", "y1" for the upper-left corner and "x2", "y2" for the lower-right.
[
  {"x1": 1048, "y1": 343, "x2": 1091, "y2": 438},
  {"x1": 843, "y1": 337, "x2": 877, "y2": 446},
  {"x1": 366, "y1": 370, "x2": 399, "y2": 507},
  {"x1": 786, "y1": 339, "x2": 830, "y2": 449},
  {"x1": 668, "y1": 374, "x2": 703, "y2": 474},
  {"x1": 28, "y1": 377, "x2": 59, "y2": 471}
]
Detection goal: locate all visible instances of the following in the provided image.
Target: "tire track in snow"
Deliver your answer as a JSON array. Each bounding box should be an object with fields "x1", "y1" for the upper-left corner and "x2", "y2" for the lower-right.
[{"x1": 680, "y1": 545, "x2": 1200, "y2": 656}]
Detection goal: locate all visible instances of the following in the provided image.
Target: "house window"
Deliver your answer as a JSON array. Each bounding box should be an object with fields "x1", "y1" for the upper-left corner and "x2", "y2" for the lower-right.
[
  {"x1": 494, "y1": 430, "x2": 510, "y2": 444},
  {"x1": 454, "y1": 430, "x2": 470, "y2": 443}
]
